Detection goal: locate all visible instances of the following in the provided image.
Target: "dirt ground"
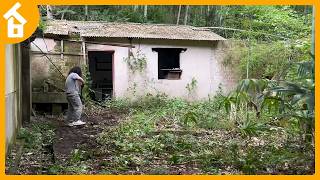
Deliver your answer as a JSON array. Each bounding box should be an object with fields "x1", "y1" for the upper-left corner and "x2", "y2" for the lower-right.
[
  {"x1": 6, "y1": 111, "x2": 206, "y2": 175},
  {"x1": 53, "y1": 111, "x2": 119, "y2": 162},
  {"x1": 5, "y1": 109, "x2": 122, "y2": 174},
  {"x1": 5, "y1": 107, "x2": 315, "y2": 175}
]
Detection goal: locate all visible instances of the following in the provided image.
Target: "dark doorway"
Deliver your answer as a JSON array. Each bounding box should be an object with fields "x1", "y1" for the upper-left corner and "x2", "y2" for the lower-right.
[{"x1": 88, "y1": 51, "x2": 114, "y2": 101}]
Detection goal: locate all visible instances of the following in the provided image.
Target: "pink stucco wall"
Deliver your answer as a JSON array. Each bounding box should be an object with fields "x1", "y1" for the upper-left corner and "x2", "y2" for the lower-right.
[
  {"x1": 31, "y1": 38, "x2": 237, "y2": 101},
  {"x1": 87, "y1": 38, "x2": 237, "y2": 100}
]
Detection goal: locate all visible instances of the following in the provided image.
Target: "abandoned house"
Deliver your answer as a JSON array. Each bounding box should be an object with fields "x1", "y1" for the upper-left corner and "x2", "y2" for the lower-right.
[{"x1": 30, "y1": 20, "x2": 237, "y2": 113}]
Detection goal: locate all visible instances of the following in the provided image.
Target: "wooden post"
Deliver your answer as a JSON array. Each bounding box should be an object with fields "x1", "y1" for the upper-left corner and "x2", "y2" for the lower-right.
[
  {"x1": 60, "y1": 40, "x2": 64, "y2": 59},
  {"x1": 82, "y1": 39, "x2": 86, "y2": 65},
  {"x1": 21, "y1": 43, "x2": 31, "y2": 125}
]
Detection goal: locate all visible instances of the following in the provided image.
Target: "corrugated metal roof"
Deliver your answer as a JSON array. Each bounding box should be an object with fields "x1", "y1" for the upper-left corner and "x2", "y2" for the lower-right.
[{"x1": 44, "y1": 20, "x2": 225, "y2": 41}]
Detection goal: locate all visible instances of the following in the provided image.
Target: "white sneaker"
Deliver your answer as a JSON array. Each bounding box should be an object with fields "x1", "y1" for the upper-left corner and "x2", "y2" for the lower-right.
[{"x1": 68, "y1": 120, "x2": 86, "y2": 126}]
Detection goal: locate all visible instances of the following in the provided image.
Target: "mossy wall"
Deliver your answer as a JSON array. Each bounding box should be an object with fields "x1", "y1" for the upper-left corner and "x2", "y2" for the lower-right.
[{"x1": 31, "y1": 38, "x2": 84, "y2": 93}]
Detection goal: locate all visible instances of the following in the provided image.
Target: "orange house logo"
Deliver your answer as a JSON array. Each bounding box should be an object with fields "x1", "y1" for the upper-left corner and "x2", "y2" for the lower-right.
[
  {"x1": 3, "y1": 2, "x2": 27, "y2": 38},
  {"x1": 0, "y1": 0, "x2": 39, "y2": 43}
]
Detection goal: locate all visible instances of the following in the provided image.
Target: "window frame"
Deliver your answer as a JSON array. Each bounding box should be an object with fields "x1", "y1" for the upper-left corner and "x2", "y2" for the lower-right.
[{"x1": 152, "y1": 48, "x2": 186, "y2": 80}]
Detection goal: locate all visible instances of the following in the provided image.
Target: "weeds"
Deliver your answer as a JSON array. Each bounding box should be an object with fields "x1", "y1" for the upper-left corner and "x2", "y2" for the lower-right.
[
  {"x1": 7, "y1": 94, "x2": 314, "y2": 174},
  {"x1": 96, "y1": 94, "x2": 314, "y2": 174},
  {"x1": 17, "y1": 122, "x2": 55, "y2": 150}
]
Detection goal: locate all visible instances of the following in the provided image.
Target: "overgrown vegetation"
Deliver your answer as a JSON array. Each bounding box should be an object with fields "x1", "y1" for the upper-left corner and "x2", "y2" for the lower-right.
[
  {"x1": 6, "y1": 120, "x2": 56, "y2": 174},
  {"x1": 93, "y1": 93, "x2": 314, "y2": 174},
  {"x1": 124, "y1": 49, "x2": 147, "y2": 73},
  {"x1": 6, "y1": 91, "x2": 314, "y2": 174},
  {"x1": 223, "y1": 39, "x2": 310, "y2": 79},
  {"x1": 186, "y1": 77, "x2": 198, "y2": 95},
  {"x1": 6, "y1": 5, "x2": 313, "y2": 175}
]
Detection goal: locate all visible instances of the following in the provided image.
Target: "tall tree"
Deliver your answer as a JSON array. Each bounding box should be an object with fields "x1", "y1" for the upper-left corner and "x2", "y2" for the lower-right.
[
  {"x1": 46, "y1": 5, "x2": 53, "y2": 19},
  {"x1": 144, "y1": 5, "x2": 148, "y2": 20},
  {"x1": 60, "y1": 6, "x2": 70, "y2": 20},
  {"x1": 133, "y1": 5, "x2": 138, "y2": 12},
  {"x1": 176, "y1": 5, "x2": 181, "y2": 25},
  {"x1": 184, "y1": 5, "x2": 189, "y2": 25},
  {"x1": 85, "y1": 5, "x2": 88, "y2": 21}
]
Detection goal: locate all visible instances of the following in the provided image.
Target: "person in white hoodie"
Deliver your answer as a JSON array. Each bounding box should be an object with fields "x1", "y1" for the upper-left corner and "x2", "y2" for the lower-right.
[{"x1": 65, "y1": 66, "x2": 86, "y2": 126}]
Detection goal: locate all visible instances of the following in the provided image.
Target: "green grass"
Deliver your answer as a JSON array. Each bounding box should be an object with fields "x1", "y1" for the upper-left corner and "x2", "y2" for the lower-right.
[{"x1": 96, "y1": 94, "x2": 314, "y2": 174}]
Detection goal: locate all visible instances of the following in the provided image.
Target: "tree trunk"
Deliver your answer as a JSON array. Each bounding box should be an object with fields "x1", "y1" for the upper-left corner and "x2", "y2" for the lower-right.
[
  {"x1": 212, "y1": 6, "x2": 217, "y2": 26},
  {"x1": 46, "y1": 5, "x2": 53, "y2": 19},
  {"x1": 133, "y1": 5, "x2": 138, "y2": 12},
  {"x1": 207, "y1": 5, "x2": 211, "y2": 15},
  {"x1": 219, "y1": 6, "x2": 224, "y2": 27},
  {"x1": 85, "y1": 5, "x2": 88, "y2": 21},
  {"x1": 61, "y1": 6, "x2": 70, "y2": 20},
  {"x1": 176, "y1": 5, "x2": 182, "y2": 25},
  {"x1": 205, "y1": 5, "x2": 211, "y2": 26},
  {"x1": 184, "y1": 5, "x2": 189, "y2": 25},
  {"x1": 144, "y1": 5, "x2": 148, "y2": 20}
]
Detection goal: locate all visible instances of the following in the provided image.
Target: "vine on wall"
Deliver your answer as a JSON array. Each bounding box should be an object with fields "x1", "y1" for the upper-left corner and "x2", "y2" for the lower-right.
[{"x1": 124, "y1": 49, "x2": 147, "y2": 73}]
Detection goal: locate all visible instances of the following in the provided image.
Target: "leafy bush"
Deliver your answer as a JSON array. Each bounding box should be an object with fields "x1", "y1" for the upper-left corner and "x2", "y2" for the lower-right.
[{"x1": 224, "y1": 40, "x2": 310, "y2": 80}]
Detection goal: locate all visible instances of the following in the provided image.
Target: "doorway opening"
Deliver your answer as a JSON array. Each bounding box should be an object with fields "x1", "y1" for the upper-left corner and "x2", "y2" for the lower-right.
[{"x1": 88, "y1": 51, "x2": 114, "y2": 101}]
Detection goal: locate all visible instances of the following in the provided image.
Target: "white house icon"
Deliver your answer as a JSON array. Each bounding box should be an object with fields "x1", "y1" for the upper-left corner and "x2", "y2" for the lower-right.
[{"x1": 3, "y1": 2, "x2": 27, "y2": 38}]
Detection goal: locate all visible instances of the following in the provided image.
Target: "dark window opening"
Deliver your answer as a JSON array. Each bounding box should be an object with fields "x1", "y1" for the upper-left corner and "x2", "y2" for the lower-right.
[
  {"x1": 88, "y1": 51, "x2": 113, "y2": 101},
  {"x1": 152, "y1": 48, "x2": 186, "y2": 80}
]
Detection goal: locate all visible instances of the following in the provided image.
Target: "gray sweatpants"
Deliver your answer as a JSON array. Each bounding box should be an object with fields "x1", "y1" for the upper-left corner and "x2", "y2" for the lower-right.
[{"x1": 66, "y1": 93, "x2": 83, "y2": 122}]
